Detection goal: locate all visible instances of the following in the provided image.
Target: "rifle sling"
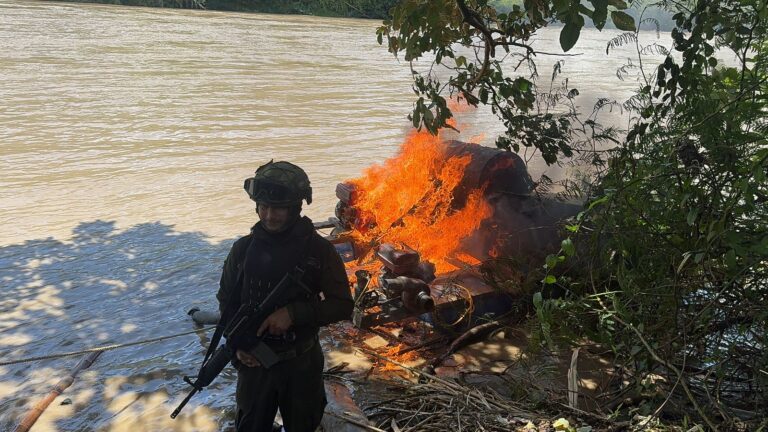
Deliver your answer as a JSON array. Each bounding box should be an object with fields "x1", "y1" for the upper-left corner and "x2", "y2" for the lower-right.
[{"x1": 200, "y1": 231, "x2": 314, "y2": 367}]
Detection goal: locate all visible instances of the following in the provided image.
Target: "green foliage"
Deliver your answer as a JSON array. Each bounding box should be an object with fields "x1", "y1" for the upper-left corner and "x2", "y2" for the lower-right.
[
  {"x1": 533, "y1": 0, "x2": 767, "y2": 423},
  {"x1": 382, "y1": 0, "x2": 765, "y2": 425},
  {"x1": 379, "y1": 0, "x2": 634, "y2": 164},
  {"x1": 294, "y1": 0, "x2": 399, "y2": 18}
]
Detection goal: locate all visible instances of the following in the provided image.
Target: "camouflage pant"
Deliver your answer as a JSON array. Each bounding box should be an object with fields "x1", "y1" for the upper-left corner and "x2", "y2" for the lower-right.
[{"x1": 235, "y1": 340, "x2": 326, "y2": 432}]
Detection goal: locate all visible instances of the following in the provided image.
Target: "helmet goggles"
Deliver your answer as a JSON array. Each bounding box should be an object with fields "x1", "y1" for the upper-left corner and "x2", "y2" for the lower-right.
[{"x1": 244, "y1": 178, "x2": 301, "y2": 206}]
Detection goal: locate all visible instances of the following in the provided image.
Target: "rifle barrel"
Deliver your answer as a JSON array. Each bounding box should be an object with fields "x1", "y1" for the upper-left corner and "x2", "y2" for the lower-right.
[{"x1": 170, "y1": 388, "x2": 198, "y2": 419}]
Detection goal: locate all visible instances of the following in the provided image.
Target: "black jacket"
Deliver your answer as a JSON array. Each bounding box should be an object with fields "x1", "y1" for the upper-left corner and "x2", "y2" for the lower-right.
[{"x1": 216, "y1": 216, "x2": 353, "y2": 343}]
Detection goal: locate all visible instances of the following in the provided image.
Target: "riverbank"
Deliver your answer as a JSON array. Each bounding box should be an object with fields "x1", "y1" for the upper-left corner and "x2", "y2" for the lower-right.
[
  {"x1": 316, "y1": 320, "x2": 684, "y2": 432},
  {"x1": 49, "y1": 0, "x2": 397, "y2": 18},
  {"x1": 43, "y1": 0, "x2": 677, "y2": 29}
]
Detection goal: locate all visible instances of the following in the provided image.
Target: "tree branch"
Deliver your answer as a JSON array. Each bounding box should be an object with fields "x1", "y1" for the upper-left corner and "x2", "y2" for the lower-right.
[{"x1": 455, "y1": 0, "x2": 494, "y2": 86}]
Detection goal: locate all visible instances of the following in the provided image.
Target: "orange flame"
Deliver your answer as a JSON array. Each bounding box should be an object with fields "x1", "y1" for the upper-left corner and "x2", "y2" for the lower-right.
[
  {"x1": 379, "y1": 344, "x2": 418, "y2": 372},
  {"x1": 346, "y1": 129, "x2": 492, "y2": 274}
]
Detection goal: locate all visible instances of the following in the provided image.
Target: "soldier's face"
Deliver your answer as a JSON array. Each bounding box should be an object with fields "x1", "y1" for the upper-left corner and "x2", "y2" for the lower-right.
[{"x1": 257, "y1": 203, "x2": 291, "y2": 233}]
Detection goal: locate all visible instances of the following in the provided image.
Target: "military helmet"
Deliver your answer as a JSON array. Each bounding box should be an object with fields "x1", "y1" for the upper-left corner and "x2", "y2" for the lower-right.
[{"x1": 244, "y1": 160, "x2": 312, "y2": 206}]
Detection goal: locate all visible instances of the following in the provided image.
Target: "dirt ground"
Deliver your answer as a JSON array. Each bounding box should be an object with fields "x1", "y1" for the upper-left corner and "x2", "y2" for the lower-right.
[{"x1": 319, "y1": 319, "x2": 623, "y2": 432}]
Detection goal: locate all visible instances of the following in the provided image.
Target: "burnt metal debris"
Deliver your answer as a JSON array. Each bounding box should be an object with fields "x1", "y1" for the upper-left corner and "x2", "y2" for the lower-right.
[
  {"x1": 323, "y1": 141, "x2": 583, "y2": 331},
  {"x1": 352, "y1": 243, "x2": 436, "y2": 328}
]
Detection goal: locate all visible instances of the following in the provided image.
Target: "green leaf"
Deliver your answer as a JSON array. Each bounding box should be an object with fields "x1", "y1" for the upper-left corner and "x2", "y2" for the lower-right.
[
  {"x1": 545, "y1": 254, "x2": 559, "y2": 269},
  {"x1": 559, "y1": 22, "x2": 582, "y2": 52},
  {"x1": 561, "y1": 238, "x2": 576, "y2": 257},
  {"x1": 589, "y1": 0, "x2": 608, "y2": 29},
  {"x1": 533, "y1": 291, "x2": 543, "y2": 307},
  {"x1": 479, "y1": 87, "x2": 489, "y2": 104},
  {"x1": 588, "y1": 196, "x2": 608, "y2": 210},
  {"x1": 686, "y1": 208, "x2": 697, "y2": 226},
  {"x1": 606, "y1": 0, "x2": 627, "y2": 8},
  {"x1": 553, "y1": 0, "x2": 570, "y2": 13},
  {"x1": 499, "y1": 82, "x2": 514, "y2": 99},
  {"x1": 611, "y1": 11, "x2": 636, "y2": 31},
  {"x1": 515, "y1": 78, "x2": 531, "y2": 92},
  {"x1": 754, "y1": 164, "x2": 766, "y2": 183},
  {"x1": 543, "y1": 275, "x2": 557, "y2": 285}
]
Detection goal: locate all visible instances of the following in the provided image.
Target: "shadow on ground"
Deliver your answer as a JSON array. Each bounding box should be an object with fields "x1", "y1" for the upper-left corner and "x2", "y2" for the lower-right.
[{"x1": 0, "y1": 220, "x2": 240, "y2": 431}]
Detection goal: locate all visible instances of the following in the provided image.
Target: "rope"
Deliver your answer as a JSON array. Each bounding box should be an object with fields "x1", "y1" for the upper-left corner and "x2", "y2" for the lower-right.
[
  {"x1": 0, "y1": 325, "x2": 215, "y2": 367},
  {"x1": 432, "y1": 281, "x2": 475, "y2": 328}
]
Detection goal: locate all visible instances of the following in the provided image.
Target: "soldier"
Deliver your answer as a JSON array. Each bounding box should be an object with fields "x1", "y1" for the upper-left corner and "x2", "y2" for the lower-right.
[{"x1": 216, "y1": 161, "x2": 353, "y2": 432}]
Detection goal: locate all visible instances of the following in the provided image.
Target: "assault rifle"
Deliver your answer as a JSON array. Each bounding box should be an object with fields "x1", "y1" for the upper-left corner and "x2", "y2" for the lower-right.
[{"x1": 170, "y1": 265, "x2": 309, "y2": 419}]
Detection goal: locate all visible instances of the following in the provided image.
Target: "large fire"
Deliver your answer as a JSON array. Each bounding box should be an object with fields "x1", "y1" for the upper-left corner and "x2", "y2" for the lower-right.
[{"x1": 345, "y1": 129, "x2": 493, "y2": 274}]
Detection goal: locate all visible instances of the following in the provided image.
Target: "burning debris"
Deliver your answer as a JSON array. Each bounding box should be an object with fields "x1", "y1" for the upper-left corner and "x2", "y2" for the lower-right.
[
  {"x1": 325, "y1": 129, "x2": 581, "y2": 332},
  {"x1": 352, "y1": 243, "x2": 436, "y2": 328},
  {"x1": 333, "y1": 133, "x2": 534, "y2": 274}
]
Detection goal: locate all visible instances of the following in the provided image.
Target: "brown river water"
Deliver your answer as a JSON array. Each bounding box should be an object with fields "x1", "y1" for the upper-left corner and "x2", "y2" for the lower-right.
[{"x1": 0, "y1": 1, "x2": 665, "y2": 430}]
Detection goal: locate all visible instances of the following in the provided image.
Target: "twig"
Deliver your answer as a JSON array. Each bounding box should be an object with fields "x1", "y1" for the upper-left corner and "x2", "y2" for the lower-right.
[
  {"x1": 394, "y1": 336, "x2": 447, "y2": 355},
  {"x1": 567, "y1": 347, "x2": 580, "y2": 409}
]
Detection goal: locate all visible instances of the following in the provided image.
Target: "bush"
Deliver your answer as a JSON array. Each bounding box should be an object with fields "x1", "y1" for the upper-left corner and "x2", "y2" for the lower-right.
[{"x1": 537, "y1": 1, "x2": 767, "y2": 425}]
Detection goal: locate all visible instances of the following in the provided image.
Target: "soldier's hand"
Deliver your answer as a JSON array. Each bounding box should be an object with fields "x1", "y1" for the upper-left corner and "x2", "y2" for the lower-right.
[
  {"x1": 257, "y1": 307, "x2": 293, "y2": 336},
  {"x1": 236, "y1": 349, "x2": 261, "y2": 368}
]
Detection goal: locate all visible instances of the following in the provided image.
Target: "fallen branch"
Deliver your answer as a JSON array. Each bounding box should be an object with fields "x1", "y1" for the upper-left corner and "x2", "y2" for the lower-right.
[
  {"x1": 425, "y1": 318, "x2": 507, "y2": 372},
  {"x1": 14, "y1": 351, "x2": 101, "y2": 432}
]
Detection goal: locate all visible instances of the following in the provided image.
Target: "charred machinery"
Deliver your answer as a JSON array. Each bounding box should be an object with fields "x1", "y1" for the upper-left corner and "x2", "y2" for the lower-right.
[
  {"x1": 328, "y1": 140, "x2": 583, "y2": 329},
  {"x1": 352, "y1": 244, "x2": 436, "y2": 328}
]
